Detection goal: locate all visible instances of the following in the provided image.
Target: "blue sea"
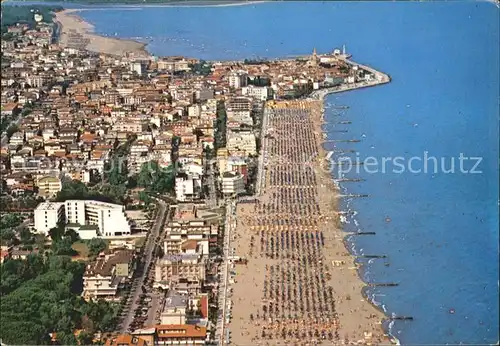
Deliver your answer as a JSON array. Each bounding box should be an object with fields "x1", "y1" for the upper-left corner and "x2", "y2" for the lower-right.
[
  {"x1": 79, "y1": 2, "x2": 500, "y2": 345},
  {"x1": 7, "y1": 0, "x2": 499, "y2": 344}
]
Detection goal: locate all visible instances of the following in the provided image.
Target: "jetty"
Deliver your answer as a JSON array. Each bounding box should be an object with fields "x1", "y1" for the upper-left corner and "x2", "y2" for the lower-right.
[{"x1": 324, "y1": 139, "x2": 360, "y2": 143}]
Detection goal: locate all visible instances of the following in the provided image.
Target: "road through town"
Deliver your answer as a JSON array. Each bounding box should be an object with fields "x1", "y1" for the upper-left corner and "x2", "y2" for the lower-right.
[{"x1": 119, "y1": 200, "x2": 167, "y2": 333}]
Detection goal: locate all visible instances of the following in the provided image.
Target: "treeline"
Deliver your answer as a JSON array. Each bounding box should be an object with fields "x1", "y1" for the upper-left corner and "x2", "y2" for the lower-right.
[
  {"x1": 55, "y1": 179, "x2": 126, "y2": 205},
  {"x1": 1, "y1": 5, "x2": 62, "y2": 33},
  {"x1": 0, "y1": 254, "x2": 119, "y2": 345},
  {"x1": 189, "y1": 60, "x2": 212, "y2": 76}
]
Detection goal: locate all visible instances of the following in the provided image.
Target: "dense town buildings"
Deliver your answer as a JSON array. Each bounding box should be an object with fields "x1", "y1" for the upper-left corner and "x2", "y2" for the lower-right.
[{"x1": 0, "y1": 15, "x2": 382, "y2": 345}]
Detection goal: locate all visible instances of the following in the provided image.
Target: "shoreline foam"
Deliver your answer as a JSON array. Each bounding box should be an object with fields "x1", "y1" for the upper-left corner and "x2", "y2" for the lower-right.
[
  {"x1": 312, "y1": 66, "x2": 397, "y2": 344},
  {"x1": 229, "y1": 97, "x2": 393, "y2": 345}
]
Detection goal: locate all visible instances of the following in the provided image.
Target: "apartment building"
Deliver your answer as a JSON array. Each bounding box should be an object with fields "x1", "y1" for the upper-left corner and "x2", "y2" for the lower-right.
[
  {"x1": 104, "y1": 335, "x2": 146, "y2": 346},
  {"x1": 226, "y1": 109, "x2": 253, "y2": 126},
  {"x1": 82, "y1": 249, "x2": 135, "y2": 301},
  {"x1": 175, "y1": 174, "x2": 195, "y2": 202},
  {"x1": 221, "y1": 171, "x2": 245, "y2": 196},
  {"x1": 130, "y1": 325, "x2": 207, "y2": 346},
  {"x1": 65, "y1": 200, "x2": 132, "y2": 237},
  {"x1": 241, "y1": 85, "x2": 272, "y2": 101},
  {"x1": 160, "y1": 291, "x2": 187, "y2": 325},
  {"x1": 226, "y1": 97, "x2": 251, "y2": 111},
  {"x1": 113, "y1": 121, "x2": 143, "y2": 133},
  {"x1": 36, "y1": 175, "x2": 62, "y2": 199},
  {"x1": 34, "y1": 201, "x2": 65, "y2": 235},
  {"x1": 154, "y1": 253, "x2": 206, "y2": 292},
  {"x1": 228, "y1": 71, "x2": 248, "y2": 89},
  {"x1": 226, "y1": 131, "x2": 257, "y2": 156}
]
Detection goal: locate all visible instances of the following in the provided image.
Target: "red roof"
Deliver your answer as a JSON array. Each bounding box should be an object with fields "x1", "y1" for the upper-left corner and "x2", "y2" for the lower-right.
[
  {"x1": 156, "y1": 324, "x2": 207, "y2": 339},
  {"x1": 200, "y1": 295, "x2": 208, "y2": 319}
]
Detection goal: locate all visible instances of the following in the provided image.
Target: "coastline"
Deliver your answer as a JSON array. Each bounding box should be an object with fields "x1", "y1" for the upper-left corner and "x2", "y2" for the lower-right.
[
  {"x1": 51, "y1": 4, "x2": 394, "y2": 340},
  {"x1": 312, "y1": 80, "x2": 399, "y2": 345},
  {"x1": 70, "y1": 1, "x2": 270, "y2": 8},
  {"x1": 51, "y1": 0, "x2": 267, "y2": 57},
  {"x1": 4, "y1": 0, "x2": 269, "y2": 8},
  {"x1": 311, "y1": 99, "x2": 393, "y2": 345},
  {"x1": 228, "y1": 96, "x2": 392, "y2": 345},
  {"x1": 54, "y1": 8, "x2": 149, "y2": 57}
]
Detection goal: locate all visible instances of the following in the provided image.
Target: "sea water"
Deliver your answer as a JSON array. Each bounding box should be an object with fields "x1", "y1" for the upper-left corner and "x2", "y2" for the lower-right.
[{"x1": 42, "y1": 1, "x2": 500, "y2": 344}]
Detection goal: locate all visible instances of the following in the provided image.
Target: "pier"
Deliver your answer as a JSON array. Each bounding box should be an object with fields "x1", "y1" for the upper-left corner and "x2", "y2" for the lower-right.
[
  {"x1": 357, "y1": 255, "x2": 387, "y2": 259},
  {"x1": 330, "y1": 161, "x2": 363, "y2": 166},
  {"x1": 328, "y1": 149, "x2": 357, "y2": 154},
  {"x1": 389, "y1": 316, "x2": 414, "y2": 321},
  {"x1": 327, "y1": 129, "x2": 349, "y2": 133},
  {"x1": 324, "y1": 139, "x2": 360, "y2": 143},
  {"x1": 368, "y1": 283, "x2": 399, "y2": 287}
]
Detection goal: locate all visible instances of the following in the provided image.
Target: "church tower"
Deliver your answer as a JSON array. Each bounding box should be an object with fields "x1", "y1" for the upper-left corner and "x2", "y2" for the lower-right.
[{"x1": 310, "y1": 47, "x2": 318, "y2": 67}]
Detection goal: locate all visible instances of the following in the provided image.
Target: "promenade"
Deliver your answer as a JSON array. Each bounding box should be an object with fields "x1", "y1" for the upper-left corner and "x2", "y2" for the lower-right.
[
  {"x1": 310, "y1": 59, "x2": 391, "y2": 101},
  {"x1": 228, "y1": 100, "x2": 387, "y2": 345}
]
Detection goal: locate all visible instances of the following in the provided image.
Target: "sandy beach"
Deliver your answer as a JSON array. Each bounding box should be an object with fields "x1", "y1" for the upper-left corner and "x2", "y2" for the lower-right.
[
  {"x1": 52, "y1": 1, "x2": 267, "y2": 57},
  {"x1": 83, "y1": 1, "x2": 269, "y2": 8},
  {"x1": 54, "y1": 9, "x2": 149, "y2": 57},
  {"x1": 228, "y1": 100, "x2": 390, "y2": 345}
]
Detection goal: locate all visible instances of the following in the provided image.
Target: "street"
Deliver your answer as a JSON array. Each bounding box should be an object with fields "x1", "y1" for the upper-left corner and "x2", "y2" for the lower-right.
[
  {"x1": 204, "y1": 156, "x2": 218, "y2": 209},
  {"x1": 119, "y1": 200, "x2": 167, "y2": 333},
  {"x1": 255, "y1": 106, "x2": 270, "y2": 196},
  {"x1": 216, "y1": 199, "x2": 236, "y2": 345}
]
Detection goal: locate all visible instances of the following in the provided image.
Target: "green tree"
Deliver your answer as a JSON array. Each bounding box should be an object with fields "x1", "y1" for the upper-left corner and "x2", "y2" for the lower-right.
[
  {"x1": 140, "y1": 162, "x2": 176, "y2": 194},
  {"x1": 86, "y1": 238, "x2": 107, "y2": 258},
  {"x1": 19, "y1": 227, "x2": 35, "y2": 244},
  {"x1": 0, "y1": 321, "x2": 49, "y2": 345},
  {"x1": 0, "y1": 252, "x2": 117, "y2": 345},
  {"x1": 138, "y1": 191, "x2": 152, "y2": 205},
  {"x1": 65, "y1": 229, "x2": 80, "y2": 243},
  {"x1": 56, "y1": 331, "x2": 78, "y2": 345},
  {"x1": 6, "y1": 124, "x2": 19, "y2": 138},
  {"x1": 78, "y1": 331, "x2": 93, "y2": 345},
  {"x1": 0, "y1": 213, "x2": 23, "y2": 229},
  {"x1": 55, "y1": 180, "x2": 89, "y2": 201},
  {"x1": 107, "y1": 156, "x2": 127, "y2": 186},
  {"x1": 51, "y1": 236, "x2": 77, "y2": 256},
  {"x1": 0, "y1": 228, "x2": 16, "y2": 243},
  {"x1": 49, "y1": 226, "x2": 65, "y2": 241}
]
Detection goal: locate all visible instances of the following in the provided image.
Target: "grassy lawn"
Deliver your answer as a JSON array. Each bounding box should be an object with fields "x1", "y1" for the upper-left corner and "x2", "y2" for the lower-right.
[
  {"x1": 71, "y1": 241, "x2": 89, "y2": 259},
  {"x1": 134, "y1": 236, "x2": 147, "y2": 248}
]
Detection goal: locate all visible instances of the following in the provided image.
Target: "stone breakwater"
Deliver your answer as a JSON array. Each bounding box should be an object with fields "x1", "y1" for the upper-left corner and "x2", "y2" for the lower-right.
[{"x1": 311, "y1": 59, "x2": 391, "y2": 101}]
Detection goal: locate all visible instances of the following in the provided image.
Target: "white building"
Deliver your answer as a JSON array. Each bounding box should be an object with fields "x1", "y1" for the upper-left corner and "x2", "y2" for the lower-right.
[
  {"x1": 160, "y1": 292, "x2": 187, "y2": 325},
  {"x1": 130, "y1": 62, "x2": 145, "y2": 76},
  {"x1": 175, "y1": 174, "x2": 196, "y2": 202},
  {"x1": 65, "y1": 200, "x2": 132, "y2": 237},
  {"x1": 241, "y1": 85, "x2": 271, "y2": 101},
  {"x1": 226, "y1": 109, "x2": 253, "y2": 126},
  {"x1": 188, "y1": 104, "x2": 201, "y2": 118},
  {"x1": 228, "y1": 71, "x2": 248, "y2": 89},
  {"x1": 227, "y1": 131, "x2": 257, "y2": 156},
  {"x1": 222, "y1": 172, "x2": 245, "y2": 195},
  {"x1": 34, "y1": 202, "x2": 65, "y2": 235}
]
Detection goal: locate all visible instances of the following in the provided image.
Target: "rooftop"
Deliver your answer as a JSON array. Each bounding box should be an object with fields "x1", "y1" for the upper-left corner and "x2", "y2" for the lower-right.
[
  {"x1": 36, "y1": 201, "x2": 64, "y2": 211},
  {"x1": 84, "y1": 249, "x2": 133, "y2": 277}
]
